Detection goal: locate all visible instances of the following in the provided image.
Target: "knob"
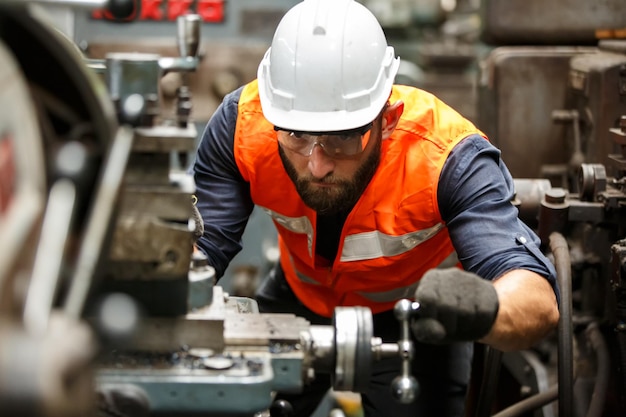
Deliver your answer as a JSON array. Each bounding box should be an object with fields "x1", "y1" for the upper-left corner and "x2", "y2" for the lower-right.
[
  {"x1": 391, "y1": 374, "x2": 419, "y2": 404},
  {"x1": 269, "y1": 399, "x2": 294, "y2": 417}
]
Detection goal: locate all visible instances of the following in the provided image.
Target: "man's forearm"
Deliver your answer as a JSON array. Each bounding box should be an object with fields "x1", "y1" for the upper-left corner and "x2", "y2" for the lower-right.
[{"x1": 479, "y1": 269, "x2": 559, "y2": 351}]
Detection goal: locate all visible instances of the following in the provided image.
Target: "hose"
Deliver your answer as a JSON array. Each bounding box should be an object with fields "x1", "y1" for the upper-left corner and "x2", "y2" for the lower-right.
[
  {"x1": 474, "y1": 346, "x2": 503, "y2": 417},
  {"x1": 584, "y1": 322, "x2": 609, "y2": 417},
  {"x1": 549, "y1": 231, "x2": 574, "y2": 417},
  {"x1": 619, "y1": 332, "x2": 626, "y2": 409}
]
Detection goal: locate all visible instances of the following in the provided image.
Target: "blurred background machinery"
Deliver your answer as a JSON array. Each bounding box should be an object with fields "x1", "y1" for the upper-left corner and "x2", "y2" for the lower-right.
[{"x1": 1, "y1": 0, "x2": 626, "y2": 417}]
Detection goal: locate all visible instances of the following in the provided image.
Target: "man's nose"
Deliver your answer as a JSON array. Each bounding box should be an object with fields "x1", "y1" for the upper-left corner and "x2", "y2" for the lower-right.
[{"x1": 307, "y1": 143, "x2": 335, "y2": 179}]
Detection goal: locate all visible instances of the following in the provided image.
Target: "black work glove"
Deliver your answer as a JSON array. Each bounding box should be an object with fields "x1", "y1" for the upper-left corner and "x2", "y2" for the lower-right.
[{"x1": 411, "y1": 268, "x2": 499, "y2": 344}]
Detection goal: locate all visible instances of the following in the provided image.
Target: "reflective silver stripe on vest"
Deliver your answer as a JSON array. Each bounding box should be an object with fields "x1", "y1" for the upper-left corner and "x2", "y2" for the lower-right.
[
  {"x1": 295, "y1": 268, "x2": 320, "y2": 285},
  {"x1": 356, "y1": 251, "x2": 459, "y2": 303},
  {"x1": 286, "y1": 253, "x2": 320, "y2": 284},
  {"x1": 340, "y1": 223, "x2": 445, "y2": 262},
  {"x1": 260, "y1": 207, "x2": 314, "y2": 257}
]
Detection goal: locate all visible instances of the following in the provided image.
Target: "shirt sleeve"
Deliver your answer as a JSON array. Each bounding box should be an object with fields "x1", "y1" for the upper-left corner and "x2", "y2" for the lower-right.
[
  {"x1": 191, "y1": 87, "x2": 254, "y2": 279},
  {"x1": 438, "y1": 135, "x2": 559, "y2": 300}
]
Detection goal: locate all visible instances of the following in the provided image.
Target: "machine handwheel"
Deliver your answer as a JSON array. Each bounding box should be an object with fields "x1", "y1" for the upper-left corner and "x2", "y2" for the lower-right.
[{"x1": 332, "y1": 306, "x2": 373, "y2": 392}]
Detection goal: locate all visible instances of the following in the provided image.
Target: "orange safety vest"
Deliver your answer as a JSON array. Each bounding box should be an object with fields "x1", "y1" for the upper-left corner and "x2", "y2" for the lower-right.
[{"x1": 234, "y1": 81, "x2": 487, "y2": 317}]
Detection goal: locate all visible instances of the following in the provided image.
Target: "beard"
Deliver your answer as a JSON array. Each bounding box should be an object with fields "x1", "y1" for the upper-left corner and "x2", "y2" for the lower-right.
[{"x1": 278, "y1": 138, "x2": 381, "y2": 215}]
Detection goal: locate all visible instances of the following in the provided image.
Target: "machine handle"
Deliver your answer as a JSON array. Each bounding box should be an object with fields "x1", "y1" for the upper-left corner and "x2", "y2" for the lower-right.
[{"x1": 390, "y1": 299, "x2": 420, "y2": 404}]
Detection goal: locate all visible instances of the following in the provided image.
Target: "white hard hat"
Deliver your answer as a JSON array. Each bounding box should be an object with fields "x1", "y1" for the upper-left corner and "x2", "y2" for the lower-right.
[{"x1": 257, "y1": 0, "x2": 400, "y2": 132}]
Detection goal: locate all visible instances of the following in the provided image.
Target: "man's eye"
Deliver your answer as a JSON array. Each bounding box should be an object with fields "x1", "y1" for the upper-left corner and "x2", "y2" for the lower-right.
[
  {"x1": 289, "y1": 132, "x2": 304, "y2": 139},
  {"x1": 337, "y1": 134, "x2": 357, "y2": 141}
]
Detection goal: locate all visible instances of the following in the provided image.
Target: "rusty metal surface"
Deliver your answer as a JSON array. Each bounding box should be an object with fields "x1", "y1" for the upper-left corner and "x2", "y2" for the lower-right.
[
  {"x1": 481, "y1": 0, "x2": 626, "y2": 45},
  {"x1": 225, "y1": 313, "x2": 310, "y2": 345},
  {"x1": 107, "y1": 217, "x2": 193, "y2": 277}
]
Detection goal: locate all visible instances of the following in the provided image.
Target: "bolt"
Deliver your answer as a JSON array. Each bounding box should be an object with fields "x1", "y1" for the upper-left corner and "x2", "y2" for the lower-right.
[{"x1": 545, "y1": 188, "x2": 567, "y2": 204}]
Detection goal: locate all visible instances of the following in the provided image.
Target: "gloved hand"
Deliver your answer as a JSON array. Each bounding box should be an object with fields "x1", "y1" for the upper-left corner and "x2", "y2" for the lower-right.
[{"x1": 411, "y1": 268, "x2": 499, "y2": 344}]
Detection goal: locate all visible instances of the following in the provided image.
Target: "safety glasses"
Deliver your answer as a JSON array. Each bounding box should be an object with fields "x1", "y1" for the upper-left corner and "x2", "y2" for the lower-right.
[{"x1": 274, "y1": 122, "x2": 374, "y2": 159}]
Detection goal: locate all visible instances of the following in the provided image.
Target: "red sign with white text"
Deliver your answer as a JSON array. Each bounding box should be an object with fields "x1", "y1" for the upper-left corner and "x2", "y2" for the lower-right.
[{"x1": 92, "y1": 0, "x2": 225, "y2": 23}]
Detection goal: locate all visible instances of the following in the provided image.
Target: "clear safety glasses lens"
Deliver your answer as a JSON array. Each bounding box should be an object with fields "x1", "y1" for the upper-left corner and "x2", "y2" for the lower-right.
[{"x1": 274, "y1": 123, "x2": 373, "y2": 158}]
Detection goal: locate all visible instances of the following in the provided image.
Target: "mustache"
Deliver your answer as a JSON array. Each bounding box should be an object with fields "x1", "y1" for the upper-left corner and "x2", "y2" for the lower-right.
[
  {"x1": 300, "y1": 175, "x2": 346, "y2": 186},
  {"x1": 309, "y1": 176, "x2": 333, "y2": 184}
]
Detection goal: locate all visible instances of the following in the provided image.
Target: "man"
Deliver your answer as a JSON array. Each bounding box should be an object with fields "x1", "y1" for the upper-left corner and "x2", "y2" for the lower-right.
[{"x1": 191, "y1": 0, "x2": 560, "y2": 416}]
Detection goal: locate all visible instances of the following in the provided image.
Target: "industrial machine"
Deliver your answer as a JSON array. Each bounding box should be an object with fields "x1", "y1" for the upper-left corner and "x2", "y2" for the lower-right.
[
  {"x1": 474, "y1": 2, "x2": 626, "y2": 417},
  {"x1": 0, "y1": 2, "x2": 419, "y2": 417},
  {"x1": 1, "y1": 0, "x2": 626, "y2": 417}
]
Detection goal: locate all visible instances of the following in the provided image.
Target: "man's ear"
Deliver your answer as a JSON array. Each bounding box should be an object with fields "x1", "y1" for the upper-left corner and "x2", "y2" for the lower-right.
[{"x1": 381, "y1": 100, "x2": 404, "y2": 139}]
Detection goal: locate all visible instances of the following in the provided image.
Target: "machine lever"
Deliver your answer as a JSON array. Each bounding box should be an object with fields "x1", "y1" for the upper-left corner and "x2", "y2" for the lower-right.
[{"x1": 390, "y1": 299, "x2": 420, "y2": 404}]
